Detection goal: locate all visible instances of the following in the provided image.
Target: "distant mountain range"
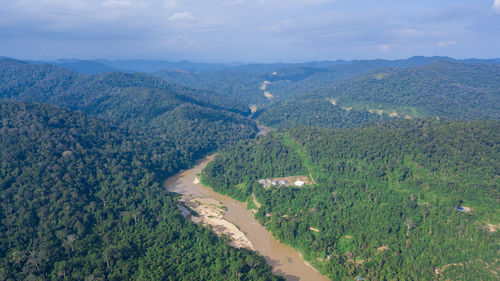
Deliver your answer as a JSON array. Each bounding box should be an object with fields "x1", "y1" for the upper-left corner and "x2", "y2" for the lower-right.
[
  {"x1": 25, "y1": 58, "x2": 231, "y2": 74},
  {"x1": 3, "y1": 56, "x2": 495, "y2": 75},
  {"x1": 3, "y1": 55, "x2": 500, "y2": 130}
]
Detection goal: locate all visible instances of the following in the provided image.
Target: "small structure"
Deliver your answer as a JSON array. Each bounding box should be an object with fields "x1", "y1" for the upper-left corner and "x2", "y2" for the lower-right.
[
  {"x1": 258, "y1": 179, "x2": 271, "y2": 188},
  {"x1": 294, "y1": 180, "x2": 305, "y2": 187},
  {"x1": 259, "y1": 177, "x2": 309, "y2": 188},
  {"x1": 457, "y1": 206, "x2": 473, "y2": 212}
]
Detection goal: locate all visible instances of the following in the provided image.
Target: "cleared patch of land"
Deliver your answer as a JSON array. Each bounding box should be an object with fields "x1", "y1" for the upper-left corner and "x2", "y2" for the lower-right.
[
  {"x1": 258, "y1": 175, "x2": 312, "y2": 189},
  {"x1": 256, "y1": 124, "x2": 272, "y2": 136},
  {"x1": 367, "y1": 108, "x2": 402, "y2": 118},
  {"x1": 309, "y1": 227, "x2": 320, "y2": 232},
  {"x1": 260, "y1": 81, "x2": 274, "y2": 99},
  {"x1": 260, "y1": 80, "x2": 271, "y2": 90},
  {"x1": 486, "y1": 222, "x2": 499, "y2": 233},
  {"x1": 251, "y1": 193, "x2": 262, "y2": 209},
  {"x1": 377, "y1": 246, "x2": 389, "y2": 252}
]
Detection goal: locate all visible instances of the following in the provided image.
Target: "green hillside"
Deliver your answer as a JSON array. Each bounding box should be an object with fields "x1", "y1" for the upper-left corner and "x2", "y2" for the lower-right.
[
  {"x1": 254, "y1": 98, "x2": 395, "y2": 130},
  {"x1": 202, "y1": 119, "x2": 500, "y2": 280},
  {"x1": 0, "y1": 101, "x2": 281, "y2": 281},
  {"x1": 256, "y1": 61, "x2": 500, "y2": 129},
  {"x1": 0, "y1": 59, "x2": 249, "y2": 115},
  {"x1": 327, "y1": 61, "x2": 500, "y2": 119},
  {"x1": 155, "y1": 57, "x2": 500, "y2": 112},
  {"x1": 0, "y1": 59, "x2": 256, "y2": 165}
]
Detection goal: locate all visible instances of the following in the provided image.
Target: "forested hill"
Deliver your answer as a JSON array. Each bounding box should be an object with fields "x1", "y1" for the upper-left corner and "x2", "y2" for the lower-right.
[
  {"x1": 256, "y1": 61, "x2": 500, "y2": 129},
  {"x1": 0, "y1": 101, "x2": 281, "y2": 280},
  {"x1": 0, "y1": 59, "x2": 257, "y2": 164},
  {"x1": 324, "y1": 60, "x2": 500, "y2": 119},
  {"x1": 254, "y1": 98, "x2": 395, "y2": 130},
  {"x1": 154, "y1": 57, "x2": 500, "y2": 108},
  {"x1": 202, "y1": 119, "x2": 500, "y2": 280},
  {"x1": 153, "y1": 56, "x2": 454, "y2": 106},
  {"x1": 0, "y1": 59, "x2": 249, "y2": 115}
]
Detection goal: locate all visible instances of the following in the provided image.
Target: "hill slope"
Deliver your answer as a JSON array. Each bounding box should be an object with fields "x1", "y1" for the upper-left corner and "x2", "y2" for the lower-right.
[
  {"x1": 0, "y1": 101, "x2": 281, "y2": 280},
  {"x1": 155, "y1": 57, "x2": 500, "y2": 109},
  {"x1": 202, "y1": 119, "x2": 500, "y2": 280},
  {"x1": 0, "y1": 59, "x2": 256, "y2": 165},
  {"x1": 254, "y1": 98, "x2": 396, "y2": 130},
  {"x1": 52, "y1": 60, "x2": 122, "y2": 74},
  {"x1": 256, "y1": 61, "x2": 500, "y2": 129},
  {"x1": 324, "y1": 60, "x2": 500, "y2": 119}
]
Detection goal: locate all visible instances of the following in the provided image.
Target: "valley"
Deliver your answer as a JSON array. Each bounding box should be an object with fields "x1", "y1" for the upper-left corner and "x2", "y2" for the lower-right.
[
  {"x1": 0, "y1": 56, "x2": 498, "y2": 280},
  {"x1": 165, "y1": 156, "x2": 329, "y2": 281},
  {"x1": 3, "y1": 0, "x2": 500, "y2": 280}
]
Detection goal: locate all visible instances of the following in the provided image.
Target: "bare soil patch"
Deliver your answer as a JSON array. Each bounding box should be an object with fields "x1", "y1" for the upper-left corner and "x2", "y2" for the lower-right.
[{"x1": 179, "y1": 195, "x2": 254, "y2": 250}]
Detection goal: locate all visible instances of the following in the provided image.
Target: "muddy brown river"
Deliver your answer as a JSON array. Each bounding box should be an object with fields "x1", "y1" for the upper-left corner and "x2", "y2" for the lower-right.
[{"x1": 164, "y1": 155, "x2": 329, "y2": 281}]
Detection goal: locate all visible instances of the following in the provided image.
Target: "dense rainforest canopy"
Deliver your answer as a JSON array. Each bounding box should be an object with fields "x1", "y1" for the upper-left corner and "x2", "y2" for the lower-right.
[
  {"x1": 0, "y1": 101, "x2": 281, "y2": 280},
  {"x1": 1, "y1": 56, "x2": 499, "y2": 281},
  {"x1": 155, "y1": 58, "x2": 500, "y2": 130},
  {"x1": 0, "y1": 59, "x2": 257, "y2": 166},
  {"x1": 255, "y1": 61, "x2": 500, "y2": 129},
  {"x1": 202, "y1": 119, "x2": 500, "y2": 280},
  {"x1": 154, "y1": 56, "x2": 498, "y2": 108}
]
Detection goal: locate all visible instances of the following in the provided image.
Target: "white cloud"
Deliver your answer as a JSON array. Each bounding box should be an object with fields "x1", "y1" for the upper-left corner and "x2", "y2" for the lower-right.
[
  {"x1": 257, "y1": 0, "x2": 337, "y2": 5},
  {"x1": 102, "y1": 0, "x2": 133, "y2": 8},
  {"x1": 164, "y1": 0, "x2": 180, "y2": 8},
  {"x1": 437, "y1": 41, "x2": 456, "y2": 47},
  {"x1": 221, "y1": 0, "x2": 247, "y2": 6},
  {"x1": 1, "y1": 0, "x2": 499, "y2": 61},
  {"x1": 1, "y1": 0, "x2": 149, "y2": 26},
  {"x1": 168, "y1": 12, "x2": 194, "y2": 21},
  {"x1": 493, "y1": 0, "x2": 500, "y2": 12}
]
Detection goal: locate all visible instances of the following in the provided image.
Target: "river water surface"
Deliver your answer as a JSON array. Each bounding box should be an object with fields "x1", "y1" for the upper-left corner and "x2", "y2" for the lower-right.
[{"x1": 164, "y1": 155, "x2": 329, "y2": 281}]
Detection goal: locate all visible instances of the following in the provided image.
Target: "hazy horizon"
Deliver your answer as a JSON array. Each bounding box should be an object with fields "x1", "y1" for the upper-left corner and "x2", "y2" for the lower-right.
[
  {"x1": 3, "y1": 55, "x2": 500, "y2": 66},
  {"x1": 1, "y1": 0, "x2": 499, "y2": 63}
]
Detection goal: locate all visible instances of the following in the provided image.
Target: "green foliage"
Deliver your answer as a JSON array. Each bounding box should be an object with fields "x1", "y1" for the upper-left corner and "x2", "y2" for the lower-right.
[
  {"x1": 0, "y1": 59, "x2": 257, "y2": 167},
  {"x1": 255, "y1": 98, "x2": 393, "y2": 130},
  {"x1": 3, "y1": 57, "x2": 500, "y2": 281},
  {"x1": 154, "y1": 69, "x2": 269, "y2": 106},
  {"x1": 0, "y1": 101, "x2": 281, "y2": 281},
  {"x1": 202, "y1": 134, "x2": 307, "y2": 201},
  {"x1": 155, "y1": 56, "x2": 477, "y2": 107},
  {"x1": 323, "y1": 62, "x2": 499, "y2": 118},
  {"x1": 202, "y1": 119, "x2": 500, "y2": 280},
  {"x1": 256, "y1": 61, "x2": 500, "y2": 129}
]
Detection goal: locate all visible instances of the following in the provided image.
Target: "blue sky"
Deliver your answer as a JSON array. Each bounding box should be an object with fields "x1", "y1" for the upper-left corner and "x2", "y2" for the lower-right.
[{"x1": 0, "y1": 0, "x2": 499, "y2": 62}]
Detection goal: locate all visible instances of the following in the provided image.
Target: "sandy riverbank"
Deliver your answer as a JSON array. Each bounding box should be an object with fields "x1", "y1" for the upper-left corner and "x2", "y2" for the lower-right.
[
  {"x1": 179, "y1": 193, "x2": 254, "y2": 250},
  {"x1": 164, "y1": 155, "x2": 330, "y2": 281}
]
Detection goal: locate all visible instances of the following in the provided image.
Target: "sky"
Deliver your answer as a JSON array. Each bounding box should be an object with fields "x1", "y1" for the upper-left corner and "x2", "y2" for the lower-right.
[{"x1": 0, "y1": 0, "x2": 499, "y2": 62}]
